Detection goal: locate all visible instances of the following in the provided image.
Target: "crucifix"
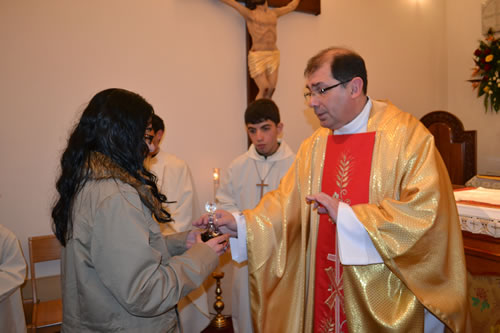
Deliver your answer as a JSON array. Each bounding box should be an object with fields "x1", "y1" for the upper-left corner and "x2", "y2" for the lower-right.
[
  {"x1": 256, "y1": 179, "x2": 269, "y2": 199},
  {"x1": 253, "y1": 160, "x2": 277, "y2": 199},
  {"x1": 218, "y1": 0, "x2": 320, "y2": 147},
  {"x1": 223, "y1": 0, "x2": 321, "y2": 103}
]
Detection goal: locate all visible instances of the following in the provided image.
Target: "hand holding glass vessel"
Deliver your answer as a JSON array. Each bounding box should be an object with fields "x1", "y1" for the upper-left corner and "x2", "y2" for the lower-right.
[{"x1": 201, "y1": 201, "x2": 221, "y2": 242}]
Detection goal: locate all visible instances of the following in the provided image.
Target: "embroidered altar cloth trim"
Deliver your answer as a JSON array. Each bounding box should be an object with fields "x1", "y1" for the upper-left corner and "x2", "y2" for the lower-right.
[
  {"x1": 456, "y1": 203, "x2": 500, "y2": 238},
  {"x1": 453, "y1": 188, "x2": 500, "y2": 238}
]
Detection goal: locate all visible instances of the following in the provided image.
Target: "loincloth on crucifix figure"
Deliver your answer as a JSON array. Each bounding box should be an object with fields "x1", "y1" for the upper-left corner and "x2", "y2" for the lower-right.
[{"x1": 248, "y1": 50, "x2": 280, "y2": 84}]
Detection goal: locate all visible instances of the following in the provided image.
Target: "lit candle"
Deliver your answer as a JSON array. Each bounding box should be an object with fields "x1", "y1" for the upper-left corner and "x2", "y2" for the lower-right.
[{"x1": 213, "y1": 168, "x2": 220, "y2": 202}]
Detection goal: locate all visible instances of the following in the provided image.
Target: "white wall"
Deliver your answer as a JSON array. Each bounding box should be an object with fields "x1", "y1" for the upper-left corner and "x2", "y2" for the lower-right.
[
  {"x1": 446, "y1": 0, "x2": 500, "y2": 174},
  {"x1": 1, "y1": 0, "x2": 495, "y2": 279}
]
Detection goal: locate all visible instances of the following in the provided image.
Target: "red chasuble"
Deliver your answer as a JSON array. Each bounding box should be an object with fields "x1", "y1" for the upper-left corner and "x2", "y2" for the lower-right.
[{"x1": 313, "y1": 132, "x2": 376, "y2": 333}]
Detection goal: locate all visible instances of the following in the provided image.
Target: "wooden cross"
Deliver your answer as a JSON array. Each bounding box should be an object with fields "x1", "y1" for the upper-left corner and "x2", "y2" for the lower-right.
[
  {"x1": 238, "y1": 0, "x2": 321, "y2": 103},
  {"x1": 256, "y1": 179, "x2": 269, "y2": 199}
]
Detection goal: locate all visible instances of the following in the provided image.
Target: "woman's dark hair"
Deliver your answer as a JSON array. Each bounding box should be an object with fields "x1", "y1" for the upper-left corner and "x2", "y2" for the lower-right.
[{"x1": 52, "y1": 88, "x2": 167, "y2": 246}]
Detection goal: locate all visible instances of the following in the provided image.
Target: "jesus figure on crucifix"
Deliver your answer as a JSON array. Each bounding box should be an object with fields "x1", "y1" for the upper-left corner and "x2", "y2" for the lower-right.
[{"x1": 217, "y1": 0, "x2": 300, "y2": 100}]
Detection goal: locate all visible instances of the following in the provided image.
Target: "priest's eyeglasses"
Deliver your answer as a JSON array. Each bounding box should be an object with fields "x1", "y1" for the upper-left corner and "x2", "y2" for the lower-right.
[{"x1": 304, "y1": 78, "x2": 353, "y2": 100}]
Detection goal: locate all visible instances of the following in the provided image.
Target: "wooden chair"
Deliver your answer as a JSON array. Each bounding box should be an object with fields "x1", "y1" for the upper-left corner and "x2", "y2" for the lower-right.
[
  {"x1": 420, "y1": 111, "x2": 477, "y2": 186},
  {"x1": 28, "y1": 235, "x2": 62, "y2": 333}
]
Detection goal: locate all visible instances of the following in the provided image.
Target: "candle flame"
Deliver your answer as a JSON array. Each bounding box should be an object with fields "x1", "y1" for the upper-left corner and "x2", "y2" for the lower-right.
[{"x1": 213, "y1": 168, "x2": 220, "y2": 181}]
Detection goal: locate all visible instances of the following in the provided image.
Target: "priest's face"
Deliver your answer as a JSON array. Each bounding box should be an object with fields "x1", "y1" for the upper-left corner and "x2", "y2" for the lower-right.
[
  {"x1": 305, "y1": 62, "x2": 354, "y2": 130},
  {"x1": 246, "y1": 120, "x2": 283, "y2": 156}
]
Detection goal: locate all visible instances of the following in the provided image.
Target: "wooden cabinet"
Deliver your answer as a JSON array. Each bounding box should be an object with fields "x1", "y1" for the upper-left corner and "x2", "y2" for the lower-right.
[{"x1": 462, "y1": 231, "x2": 500, "y2": 275}]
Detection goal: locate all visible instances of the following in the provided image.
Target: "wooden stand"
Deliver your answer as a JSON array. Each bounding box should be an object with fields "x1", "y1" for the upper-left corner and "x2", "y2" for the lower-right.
[
  {"x1": 201, "y1": 272, "x2": 234, "y2": 333},
  {"x1": 210, "y1": 272, "x2": 228, "y2": 328}
]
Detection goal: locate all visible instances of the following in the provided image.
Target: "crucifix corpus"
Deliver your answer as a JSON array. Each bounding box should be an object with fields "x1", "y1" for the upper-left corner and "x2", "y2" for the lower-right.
[{"x1": 217, "y1": 0, "x2": 320, "y2": 102}]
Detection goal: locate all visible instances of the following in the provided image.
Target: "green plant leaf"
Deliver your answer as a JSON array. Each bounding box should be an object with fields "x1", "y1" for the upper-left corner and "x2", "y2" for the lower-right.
[{"x1": 481, "y1": 300, "x2": 490, "y2": 312}]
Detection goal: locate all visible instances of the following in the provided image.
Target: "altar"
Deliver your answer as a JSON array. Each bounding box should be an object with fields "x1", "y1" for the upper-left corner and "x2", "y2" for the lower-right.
[{"x1": 454, "y1": 187, "x2": 500, "y2": 331}]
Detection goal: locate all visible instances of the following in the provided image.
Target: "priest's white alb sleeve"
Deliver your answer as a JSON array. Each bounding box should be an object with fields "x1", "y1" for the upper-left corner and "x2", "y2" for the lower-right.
[
  {"x1": 336, "y1": 202, "x2": 383, "y2": 265},
  {"x1": 229, "y1": 212, "x2": 248, "y2": 263}
]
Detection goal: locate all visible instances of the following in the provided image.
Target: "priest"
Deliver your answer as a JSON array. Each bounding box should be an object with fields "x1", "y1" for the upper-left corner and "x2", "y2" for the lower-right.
[{"x1": 195, "y1": 47, "x2": 470, "y2": 332}]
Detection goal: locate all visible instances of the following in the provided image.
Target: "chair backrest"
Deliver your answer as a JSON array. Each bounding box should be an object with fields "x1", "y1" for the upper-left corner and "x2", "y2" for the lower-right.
[
  {"x1": 420, "y1": 111, "x2": 477, "y2": 185},
  {"x1": 28, "y1": 235, "x2": 61, "y2": 303}
]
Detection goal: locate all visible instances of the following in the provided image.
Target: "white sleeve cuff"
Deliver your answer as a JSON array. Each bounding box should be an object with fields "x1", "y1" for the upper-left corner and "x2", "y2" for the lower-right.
[
  {"x1": 229, "y1": 212, "x2": 248, "y2": 263},
  {"x1": 337, "y1": 202, "x2": 383, "y2": 265}
]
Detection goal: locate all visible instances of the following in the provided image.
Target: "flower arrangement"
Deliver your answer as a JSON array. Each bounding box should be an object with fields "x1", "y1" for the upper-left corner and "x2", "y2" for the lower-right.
[{"x1": 470, "y1": 28, "x2": 500, "y2": 113}]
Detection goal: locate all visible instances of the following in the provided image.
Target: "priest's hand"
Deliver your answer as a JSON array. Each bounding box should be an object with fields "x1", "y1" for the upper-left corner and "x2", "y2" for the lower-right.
[
  {"x1": 193, "y1": 210, "x2": 238, "y2": 238},
  {"x1": 306, "y1": 192, "x2": 339, "y2": 222},
  {"x1": 214, "y1": 210, "x2": 238, "y2": 237}
]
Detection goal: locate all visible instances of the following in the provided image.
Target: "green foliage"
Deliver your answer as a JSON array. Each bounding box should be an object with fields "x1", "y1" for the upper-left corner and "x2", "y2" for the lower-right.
[{"x1": 471, "y1": 296, "x2": 490, "y2": 312}]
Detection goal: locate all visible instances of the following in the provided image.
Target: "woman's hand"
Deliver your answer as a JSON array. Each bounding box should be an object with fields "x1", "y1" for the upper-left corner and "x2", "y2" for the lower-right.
[
  {"x1": 187, "y1": 230, "x2": 229, "y2": 256},
  {"x1": 186, "y1": 229, "x2": 200, "y2": 249},
  {"x1": 200, "y1": 234, "x2": 230, "y2": 256}
]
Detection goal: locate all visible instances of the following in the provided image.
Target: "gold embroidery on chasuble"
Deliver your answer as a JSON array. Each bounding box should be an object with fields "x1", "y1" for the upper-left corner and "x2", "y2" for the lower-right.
[
  {"x1": 333, "y1": 152, "x2": 353, "y2": 205},
  {"x1": 313, "y1": 132, "x2": 376, "y2": 333}
]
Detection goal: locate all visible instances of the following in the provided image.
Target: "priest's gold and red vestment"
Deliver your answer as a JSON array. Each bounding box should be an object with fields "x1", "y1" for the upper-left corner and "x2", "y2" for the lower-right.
[{"x1": 243, "y1": 100, "x2": 470, "y2": 332}]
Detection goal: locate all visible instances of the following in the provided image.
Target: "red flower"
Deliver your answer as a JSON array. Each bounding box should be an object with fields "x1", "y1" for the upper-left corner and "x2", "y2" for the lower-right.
[
  {"x1": 475, "y1": 288, "x2": 487, "y2": 300},
  {"x1": 470, "y1": 30, "x2": 500, "y2": 113}
]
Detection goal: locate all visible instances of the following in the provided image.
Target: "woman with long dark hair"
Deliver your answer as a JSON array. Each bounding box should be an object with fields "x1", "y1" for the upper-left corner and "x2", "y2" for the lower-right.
[{"x1": 52, "y1": 88, "x2": 228, "y2": 332}]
